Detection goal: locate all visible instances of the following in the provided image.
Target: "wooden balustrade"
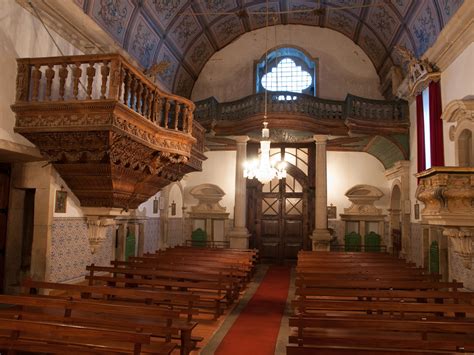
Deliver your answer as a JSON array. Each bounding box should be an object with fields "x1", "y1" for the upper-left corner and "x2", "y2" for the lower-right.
[
  {"x1": 195, "y1": 92, "x2": 407, "y2": 125},
  {"x1": 15, "y1": 54, "x2": 194, "y2": 135},
  {"x1": 12, "y1": 53, "x2": 204, "y2": 209}
]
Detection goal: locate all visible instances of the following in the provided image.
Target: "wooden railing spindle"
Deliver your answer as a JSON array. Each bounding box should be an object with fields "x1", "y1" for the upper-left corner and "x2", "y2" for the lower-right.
[
  {"x1": 123, "y1": 69, "x2": 131, "y2": 106},
  {"x1": 136, "y1": 81, "x2": 143, "y2": 113},
  {"x1": 129, "y1": 75, "x2": 137, "y2": 110},
  {"x1": 86, "y1": 62, "x2": 96, "y2": 100},
  {"x1": 164, "y1": 99, "x2": 170, "y2": 128},
  {"x1": 31, "y1": 64, "x2": 42, "y2": 101},
  {"x1": 146, "y1": 87, "x2": 153, "y2": 118},
  {"x1": 72, "y1": 62, "x2": 82, "y2": 100},
  {"x1": 45, "y1": 65, "x2": 55, "y2": 101},
  {"x1": 58, "y1": 63, "x2": 68, "y2": 100},
  {"x1": 174, "y1": 102, "x2": 180, "y2": 130},
  {"x1": 100, "y1": 61, "x2": 110, "y2": 99},
  {"x1": 14, "y1": 54, "x2": 196, "y2": 138}
]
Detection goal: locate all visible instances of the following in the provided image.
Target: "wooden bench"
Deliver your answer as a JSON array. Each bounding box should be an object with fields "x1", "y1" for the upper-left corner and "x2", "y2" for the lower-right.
[
  {"x1": 112, "y1": 259, "x2": 248, "y2": 291},
  {"x1": 288, "y1": 315, "x2": 474, "y2": 354},
  {"x1": 289, "y1": 251, "x2": 474, "y2": 354},
  {"x1": 0, "y1": 316, "x2": 175, "y2": 354},
  {"x1": 86, "y1": 265, "x2": 231, "y2": 319},
  {"x1": 22, "y1": 280, "x2": 202, "y2": 354}
]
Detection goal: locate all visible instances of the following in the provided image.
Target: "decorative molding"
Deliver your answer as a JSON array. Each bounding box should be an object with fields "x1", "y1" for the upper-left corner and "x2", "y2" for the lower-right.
[
  {"x1": 188, "y1": 183, "x2": 229, "y2": 219},
  {"x1": 384, "y1": 160, "x2": 410, "y2": 180},
  {"x1": 394, "y1": 45, "x2": 440, "y2": 99},
  {"x1": 415, "y1": 167, "x2": 474, "y2": 227},
  {"x1": 444, "y1": 227, "x2": 474, "y2": 269},
  {"x1": 11, "y1": 54, "x2": 204, "y2": 210},
  {"x1": 423, "y1": 1, "x2": 474, "y2": 71},
  {"x1": 441, "y1": 99, "x2": 474, "y2": 123},
  {"x1": 86, "y1": 216, "x2": 116, "y2": 253},
  {"x1": 342, "y1": 184, "x2": 385, "y2": 216}
]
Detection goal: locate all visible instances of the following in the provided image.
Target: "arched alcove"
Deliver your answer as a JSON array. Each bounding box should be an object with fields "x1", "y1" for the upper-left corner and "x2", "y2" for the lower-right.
[{"x1": 458, "y1": 129, "x2": 473, "y2": 167}]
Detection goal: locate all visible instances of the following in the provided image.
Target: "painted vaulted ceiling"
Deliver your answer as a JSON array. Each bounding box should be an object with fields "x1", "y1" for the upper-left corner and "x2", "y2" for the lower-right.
[{"x1": 73, "y1": 0, "x2": 464, "y2": 98}]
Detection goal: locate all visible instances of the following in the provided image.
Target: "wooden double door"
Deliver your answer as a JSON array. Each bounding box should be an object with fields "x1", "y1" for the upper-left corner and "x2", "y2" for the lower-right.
[{"x1": 247, "y1": 145, "x2": 314, "y2": 263}]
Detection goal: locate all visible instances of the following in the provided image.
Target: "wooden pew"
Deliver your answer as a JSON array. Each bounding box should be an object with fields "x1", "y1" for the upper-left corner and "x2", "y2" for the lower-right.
[
  {"x1": 289, "y1": 251, "x2": 474, "y2": 354},
  {"x1": 0, "y1": 317, "x2": 175, "y2": 354},
  {"x1": 0, "y1": 294, "x2": 186, "y2": 354},
  {"x1": 86, "y1": 265, "x2": 231, "y2": 319},
  {"x1": 127, "y1": 255, "x2": 252, "y2": 283},
  {"x1": 22, "y1": 280, "x2": 202, "y2": 354},
  {"x1": 112, "y1": 259, "x2": 248, "y2": 291},
  {"x1": 288, "y1": 316, "x2": 474, "y2": 354}
]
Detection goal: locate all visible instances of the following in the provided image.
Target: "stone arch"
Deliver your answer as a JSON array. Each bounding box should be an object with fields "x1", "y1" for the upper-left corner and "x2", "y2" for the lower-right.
[{"x1": 442, "y1": 99, "x2": 474, "y2": 167}]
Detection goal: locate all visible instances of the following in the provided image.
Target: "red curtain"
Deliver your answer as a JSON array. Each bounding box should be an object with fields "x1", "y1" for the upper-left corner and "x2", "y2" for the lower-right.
[
  {"x1": 416, "y1": 93, "x2": 425, "y2": 173},
  {"x1": 429, "y1": 81, "x2": 444, "y2": 167}
]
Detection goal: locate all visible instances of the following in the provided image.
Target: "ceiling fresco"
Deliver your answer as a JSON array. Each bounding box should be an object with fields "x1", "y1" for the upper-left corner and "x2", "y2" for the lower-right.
[{"x1": 76, "y1": 0, "x2": 464, "y2": 97}]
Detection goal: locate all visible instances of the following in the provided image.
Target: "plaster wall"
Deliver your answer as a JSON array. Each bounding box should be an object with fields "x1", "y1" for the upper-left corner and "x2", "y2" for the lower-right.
[
  {"x1": 327, "y1": 151, "x2": 391, "y2": 216},
  {"x1": 192, "y1": 25, "x2": 383, "y2": 103},
  {"x1": 184, "y1": 150, "x2": 237, "y2": 219},
  {"x1": 0, "y1": 0, "x2": 82, "y2": 150},
  {"x1": 137, "y1": 192, "x2": 161, "y2": 218},
  {"x1": 440, "y1": 42, "x2": 474, "y2": 166}
]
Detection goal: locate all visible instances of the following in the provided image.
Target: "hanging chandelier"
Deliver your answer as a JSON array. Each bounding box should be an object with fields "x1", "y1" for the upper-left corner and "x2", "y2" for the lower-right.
[
  {"x1": 243, "y1": 1, "x2": 287, "y2": 185},
  {"x1": 243, "y1": 121, "x2": 287, "y2": 184}
]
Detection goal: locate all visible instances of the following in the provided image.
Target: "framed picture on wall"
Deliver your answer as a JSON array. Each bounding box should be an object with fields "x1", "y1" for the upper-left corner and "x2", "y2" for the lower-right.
[
  {"x1": 153, "y1": 197, "x2": 159, "y2": 214},
  {"x1": 327, "y1": 204, "x2": 337, "y2": 219},
  {"x1": 55, "y1": 190, "x2": 67, "y2": 213}
]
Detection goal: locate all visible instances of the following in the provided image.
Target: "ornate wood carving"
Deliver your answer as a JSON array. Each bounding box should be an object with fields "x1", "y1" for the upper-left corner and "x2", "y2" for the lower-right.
[{"x1": 11, "y1": 54, "x2": 205, "y2": 210}]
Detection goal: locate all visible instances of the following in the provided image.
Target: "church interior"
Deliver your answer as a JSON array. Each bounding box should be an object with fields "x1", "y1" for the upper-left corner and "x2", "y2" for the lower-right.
[{"x1": 0, "y1": 0, "x2": 473, "y2": 353}]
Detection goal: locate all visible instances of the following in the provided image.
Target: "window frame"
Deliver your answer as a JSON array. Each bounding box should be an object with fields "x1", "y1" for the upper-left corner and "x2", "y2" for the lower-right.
[{"x1": 253, "y1": 45, "x2": 319, "y2": 97}]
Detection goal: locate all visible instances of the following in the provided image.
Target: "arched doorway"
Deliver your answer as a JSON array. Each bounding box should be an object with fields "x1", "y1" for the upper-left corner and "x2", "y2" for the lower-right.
[
  {"x1": 247, "y1": 144, "x2": 315, "y2": 263},
  {"x1": 389, "y1": 184, "x2": 402, "y2": 257}
]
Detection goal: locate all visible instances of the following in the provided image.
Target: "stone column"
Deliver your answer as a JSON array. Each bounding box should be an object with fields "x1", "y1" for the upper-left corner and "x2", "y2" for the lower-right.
[
  {"x1": 310, "y1": 135, "x2": 331, "y2": 250},
  {"x1": 228, "y1": 136, "x2": 250, "y2": 249}
]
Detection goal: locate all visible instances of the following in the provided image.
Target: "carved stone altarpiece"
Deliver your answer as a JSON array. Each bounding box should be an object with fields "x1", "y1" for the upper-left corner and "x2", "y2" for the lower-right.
[
  {"x1": 416, "y1": 167, "x2": 474, "y2": 267},
  {"x1": 187, "y1": 184, "x2": 229, "y2": 243}
]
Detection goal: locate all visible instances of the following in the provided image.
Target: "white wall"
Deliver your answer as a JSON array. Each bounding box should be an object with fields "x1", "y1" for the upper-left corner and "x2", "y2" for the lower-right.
[
  {"x1": 192, "y1": 25, "x2": 383, "y2": 103},
  {"x1": 440, "y1": 41, "x2": 474, "y2": 166},
  {"x1": 0, "y1": 0, "x2": 82, "y2": 149},
  {"x1": 183, "y1": 150, "x2": 236, "y2": 218},
  {"x1": 327, "y1": 151, "x2": 391, "y2": 217},
  {"x1": 137, "y1": 192, "x2": 161, "y2": 218}
]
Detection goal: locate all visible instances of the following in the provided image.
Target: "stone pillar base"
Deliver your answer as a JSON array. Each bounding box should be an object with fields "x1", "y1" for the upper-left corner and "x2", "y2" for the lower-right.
[
  {"x1": 310, "y1": 229, "x2": 332, "y2": 251},
  {"x1": 227, "y1": 228, "x2": 250, "y2": 249}
]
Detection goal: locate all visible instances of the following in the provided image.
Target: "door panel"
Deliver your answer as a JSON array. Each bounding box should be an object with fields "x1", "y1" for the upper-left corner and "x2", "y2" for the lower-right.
[
  {"x1": 248, "y1": 144, "x2": 314, "y2": 263},
  {"x1": 262, "y1": 219, "x2": 279, "y2": 236}
]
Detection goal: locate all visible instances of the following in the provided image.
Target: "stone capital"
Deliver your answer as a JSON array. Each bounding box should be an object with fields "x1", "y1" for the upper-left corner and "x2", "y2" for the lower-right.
[
  {"x1": 231, "y1": 135, "x2": 250, "y2": 144},
  {"x1": 313, "y1": 135, "x2": 328, "y2": 144}
]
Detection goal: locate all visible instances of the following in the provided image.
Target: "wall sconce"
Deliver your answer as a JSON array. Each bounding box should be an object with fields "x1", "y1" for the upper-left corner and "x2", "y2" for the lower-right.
[{"x1": 170, "y1": 200, "x2": 176, "y2": 216}]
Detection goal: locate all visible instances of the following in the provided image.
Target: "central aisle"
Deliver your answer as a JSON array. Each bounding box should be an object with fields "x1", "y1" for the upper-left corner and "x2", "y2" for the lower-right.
[{"x1": 214, "y1": 265, "x2": 291, "y2": 355}]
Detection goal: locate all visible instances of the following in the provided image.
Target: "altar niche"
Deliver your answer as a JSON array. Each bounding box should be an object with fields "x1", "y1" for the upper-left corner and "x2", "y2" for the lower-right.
[{"x1": 247, "y1": 143, "x2": 315, "y2": 263}]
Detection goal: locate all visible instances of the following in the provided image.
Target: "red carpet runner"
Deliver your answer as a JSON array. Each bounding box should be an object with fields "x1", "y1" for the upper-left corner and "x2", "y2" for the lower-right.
[{"x1": 215, "y1": 265, "x2": 291, "y2": 355}]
